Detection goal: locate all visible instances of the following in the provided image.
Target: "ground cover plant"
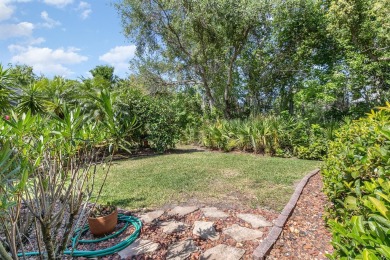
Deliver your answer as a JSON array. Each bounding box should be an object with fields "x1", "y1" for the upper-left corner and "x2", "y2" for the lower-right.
[
  {"x1": 322, "y1": 103, "x2": 390, "y2": 259},
  {"x1": 95, "y1": 146, "x2": 321, "y2": 211}
]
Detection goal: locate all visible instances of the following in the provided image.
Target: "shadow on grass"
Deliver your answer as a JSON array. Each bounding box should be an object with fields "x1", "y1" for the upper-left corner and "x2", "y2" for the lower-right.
[
  {"x1": 127, "y1": 147, "x2": 205, "y2": 161},
  {"x1": 99, "y1": 196, "x2": 147, "y2": 209}
]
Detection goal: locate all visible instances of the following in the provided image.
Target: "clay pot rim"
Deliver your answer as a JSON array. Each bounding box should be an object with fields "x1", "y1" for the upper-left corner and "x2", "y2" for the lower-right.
[{"x1": 88, "y1": 208, "x2": 118, "y2": 219}]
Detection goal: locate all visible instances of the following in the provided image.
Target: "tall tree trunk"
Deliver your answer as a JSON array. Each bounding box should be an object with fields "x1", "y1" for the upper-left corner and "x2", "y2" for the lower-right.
[
  {"x1": 224, "y1": 72, "x2": 233, "y2": 119},
  {"x1": 224, "y1": 51, "x2": 238, "y2": 119},
  {"x1": 199, "y1": 65, "x2": 215, "y2": 110},
  {"x1": 204, "y1": 80, "x2": 215, "y2": 109},
  {"x1": 224, "y1": 27, "x2": 252, "y2": 119},
  {"x1": 288, "y1": 88, "x2": 294, "y2": 115}
]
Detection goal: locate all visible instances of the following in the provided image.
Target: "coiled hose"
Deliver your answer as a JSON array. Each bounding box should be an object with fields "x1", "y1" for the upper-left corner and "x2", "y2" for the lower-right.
[{"x1": 17, "y1": 214, "x2": 142, "y2": 258}]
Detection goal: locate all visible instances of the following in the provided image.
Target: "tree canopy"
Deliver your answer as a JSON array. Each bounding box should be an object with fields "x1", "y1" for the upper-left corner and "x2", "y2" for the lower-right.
[{"x1": 116, "y1": 0, "x2": 390, "y2": 120}]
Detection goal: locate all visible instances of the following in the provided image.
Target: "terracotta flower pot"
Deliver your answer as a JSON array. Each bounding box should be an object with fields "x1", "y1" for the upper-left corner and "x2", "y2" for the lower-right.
[{"x1": 88, "y1": 209, "x2": 118, "y2": 236}]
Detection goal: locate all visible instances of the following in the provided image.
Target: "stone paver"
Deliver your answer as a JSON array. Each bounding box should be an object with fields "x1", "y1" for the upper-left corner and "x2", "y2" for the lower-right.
[
  {"x1": 200, "y1": 244, "x2": 245, "y2": 260},
  {"x1": 223, "y1": 224, "x2": 263, "y2": 242},
  {"x1": 193, "y1": 221, "x2": 220, "y2": 241},
  {"x1": 159, "y1": 221, "x2": 188, "y2": 234},
  {"x1": 139, "y1": 210, "x2": 164, "y2": 224},
  {"x1": 166, "y1": 239, "x2": 197, "y2": 260},
  {"x1": 118, "y1": 239, "x2": 159, "y2": 258},
  {"x1": 168, "y1": 206, "x2": 198, "y2": 217},
  {"x1": 237, "y1": 213, "x2": 273, "y2": 228},
  {"x1": 200, "y1": 207, "x2": 229, "y2": 219}
]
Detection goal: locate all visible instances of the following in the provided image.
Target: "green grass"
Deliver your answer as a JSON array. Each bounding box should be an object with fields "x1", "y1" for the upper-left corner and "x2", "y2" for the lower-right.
[{"x1": 95, "y1": 146, "x2": 321, "y2": 212}]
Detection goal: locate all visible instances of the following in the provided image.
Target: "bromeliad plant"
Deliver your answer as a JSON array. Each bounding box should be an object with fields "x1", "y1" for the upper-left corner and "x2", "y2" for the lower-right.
[{"x1": 322, "y1": 102, "x2": 390, "y2": 259}]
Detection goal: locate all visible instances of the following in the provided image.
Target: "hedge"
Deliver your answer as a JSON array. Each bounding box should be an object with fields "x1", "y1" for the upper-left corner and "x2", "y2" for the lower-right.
[{"x1": 322, "y1": 103, "x2": 390, "y2": 259}]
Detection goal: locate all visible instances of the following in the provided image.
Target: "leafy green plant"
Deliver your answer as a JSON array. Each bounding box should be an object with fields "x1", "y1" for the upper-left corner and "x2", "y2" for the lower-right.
[
  {"x1": 0, "y1": 64, "x2": 15, "y2": 114},
  {"x1": 323, "y1": 102, "x2": 390, "y2": 259},
  {"x1": 16, "y1": 83, "x2": 46, "y2": 115},
  {"x1": 196, "y1": 115, "x2": 331, "y2": 159},
  {"x1": 296, "y1": 124, "x2": 327, "y2": 160},
  {"x1": 89, "y1": 204, "x2": 117, "y2": 218},
  {"x1": 0, "y1": 142, "x2": 28, "y2": 260},
  {"x1": 0, "y1": 106, "x2": 117, "y2": 259}
]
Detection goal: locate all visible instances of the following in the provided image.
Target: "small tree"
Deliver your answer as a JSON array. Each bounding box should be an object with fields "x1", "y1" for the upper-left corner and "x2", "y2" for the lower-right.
[{"x1": 0, "y1": 105, "x2": 118, "y2": 259}]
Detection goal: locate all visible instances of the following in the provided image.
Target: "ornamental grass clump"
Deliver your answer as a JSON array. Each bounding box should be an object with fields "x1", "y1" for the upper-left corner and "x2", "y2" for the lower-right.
[{"x1": 322, "y1": 102, "x2": 390, "y2": 259}]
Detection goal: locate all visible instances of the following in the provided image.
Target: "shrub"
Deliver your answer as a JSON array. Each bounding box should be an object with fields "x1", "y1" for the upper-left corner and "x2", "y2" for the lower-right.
[
  {"x1": 0, "y1": 109, "x2": 113, "y2": 260},
  {"x1": 322, "y1": 103, "x2": 390, "y2": 259},
  {"x1": 296, "y1": 124, "x2": 328, "y2": 160},
  {"x1": 195, "y1": 115, "x2": 330, "y2": 160},
  {"x1": 120, "y1": 90, "x2": 191, "y2": 152}
]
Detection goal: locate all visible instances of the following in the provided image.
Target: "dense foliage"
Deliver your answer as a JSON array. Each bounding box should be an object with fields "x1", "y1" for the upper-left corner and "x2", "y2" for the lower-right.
[
  {"x1": 0, "y1": 64, "x2": 200, "y2": 153},
  {"x1": 116, "y1": 0, "x2": 390, "y2": 121},
  {"x1": 322, "y1": 103, "x2": 390, "y2": 259},
  {"x1": 118, "y1": 89, "x2": 202, "y2": 152},
  {"x1": 0, "y1": 109, "x2": 113, "y2": 259},
  {"x1": 184, "y1": 115, "x2": 333, "y2": 160}
]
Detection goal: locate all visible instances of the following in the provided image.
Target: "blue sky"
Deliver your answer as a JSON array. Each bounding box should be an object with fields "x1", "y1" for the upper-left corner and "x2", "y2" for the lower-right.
[{"x1": 0, "y1": 0, "x2": 136, "y2": 79}]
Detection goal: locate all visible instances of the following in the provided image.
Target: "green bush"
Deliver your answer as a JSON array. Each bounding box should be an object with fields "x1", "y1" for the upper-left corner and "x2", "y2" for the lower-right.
[
  {"x1": 296, "y1": 124, "x2": 328, "y2": 160},
  {"x1": 195, "y1": 116, "x2": 330, "y2": 160},
  {"x1": 120, "y1": 90, "x2": 202, "y2": 152},
  {"x1": 0, "y1": 109, "x2": 113, "y2": 259},
  {"x1": 322, "y1": 103, "x2": 390, "y2": 259}
]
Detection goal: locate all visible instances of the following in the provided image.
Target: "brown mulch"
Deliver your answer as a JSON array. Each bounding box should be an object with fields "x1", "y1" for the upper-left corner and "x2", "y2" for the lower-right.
[
  {"x1": 95, "y1": 207, "x2": 278, "y2": 259},
  {"x1": 267, "y1": 173, "x2": 333, "y2": 260}
]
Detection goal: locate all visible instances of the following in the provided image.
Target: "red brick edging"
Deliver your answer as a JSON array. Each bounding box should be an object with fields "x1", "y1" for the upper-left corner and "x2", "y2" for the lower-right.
[{"x1": 253, "y1": 168, "x2": 321, "y2": 260}]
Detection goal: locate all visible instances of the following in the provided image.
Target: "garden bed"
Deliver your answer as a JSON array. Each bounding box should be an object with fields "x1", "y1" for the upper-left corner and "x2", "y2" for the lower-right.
[{"x1": 267, "y1": 173, "x2": 333, "y2": 259}]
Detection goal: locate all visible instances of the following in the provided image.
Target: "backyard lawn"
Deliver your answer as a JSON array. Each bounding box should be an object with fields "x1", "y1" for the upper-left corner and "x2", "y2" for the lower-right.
[{"x1": 95, "y1": 146, "x2": 321, "y2": 212}]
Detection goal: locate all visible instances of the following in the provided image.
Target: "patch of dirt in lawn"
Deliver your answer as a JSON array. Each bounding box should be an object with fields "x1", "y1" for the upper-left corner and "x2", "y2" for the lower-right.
[
  {"x1": 267, "y1": 173, "x2": 333, "y2": 259},
  {"x1": 220, "y1": 168, "x2": 242, "y2": 178}
]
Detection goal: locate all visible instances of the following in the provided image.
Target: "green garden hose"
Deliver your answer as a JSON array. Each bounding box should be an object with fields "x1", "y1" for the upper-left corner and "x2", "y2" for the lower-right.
[{"x1": 17, "y1": 214, "x2": 142, "y2": 258}]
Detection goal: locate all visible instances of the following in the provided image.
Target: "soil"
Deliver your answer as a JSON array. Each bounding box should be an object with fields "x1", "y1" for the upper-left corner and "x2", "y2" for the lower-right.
[{"x1": 267, "y1": 173, "x2": 334, "y2": 259}]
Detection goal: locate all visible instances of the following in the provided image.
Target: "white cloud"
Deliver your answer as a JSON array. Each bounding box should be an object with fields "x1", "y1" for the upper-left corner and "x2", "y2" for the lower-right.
[
  {"x1": 0, "y1": 22, "x2": 34, "y2": 39},
  {"x1": 40, "y1": 11, "x2": 61, "y2": 28},
  {"x1": 99, "y1": 45, "x2": 136, "y2": 72},
  {"x1": 28, "y1": 37, "x2": 46, "y2": 45},
  {"x1": 77, "y1": 1, "x2": 91, "y2": 20},
  {"x1": 78, "y1": 1, "x2": 89, "y2": 9},
  {"x1": 9, "y1": 45, "x2": 88, "y2": 76},
  {"x1": 80, "y1": 9, "x2": 91, "y2": 19},
  {"x1": 43, "y1": 0, "x2": 73, "y2": 8},
  {"x1": 0, "y1": 0, "x2": 14, "y2": 21}
]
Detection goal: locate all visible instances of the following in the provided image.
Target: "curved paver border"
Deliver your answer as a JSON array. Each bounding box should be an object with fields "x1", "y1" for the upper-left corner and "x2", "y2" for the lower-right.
[{"x1": 253, "y1": 168, "x2": 320, "y2": 260}]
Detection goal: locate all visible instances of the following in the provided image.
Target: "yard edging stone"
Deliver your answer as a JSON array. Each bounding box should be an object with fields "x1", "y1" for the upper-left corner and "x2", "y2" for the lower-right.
[{"x1": 252, "y1": 168, "x2": 320, "y2": 260}]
